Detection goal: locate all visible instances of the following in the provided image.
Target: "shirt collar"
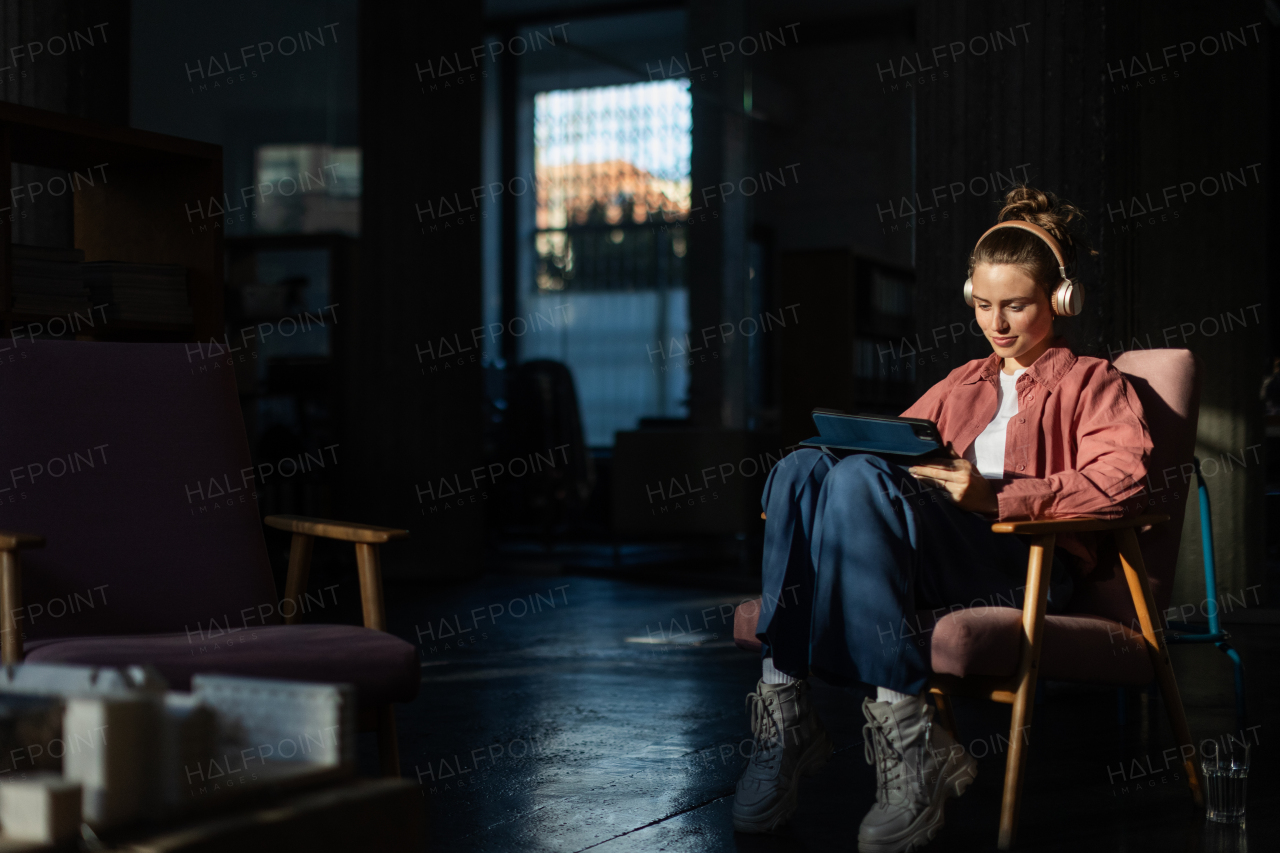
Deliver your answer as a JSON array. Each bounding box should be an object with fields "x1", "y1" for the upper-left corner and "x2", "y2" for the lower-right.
[{"x1": 964, "y1": 335, "x2": 1078, "y2": 392}]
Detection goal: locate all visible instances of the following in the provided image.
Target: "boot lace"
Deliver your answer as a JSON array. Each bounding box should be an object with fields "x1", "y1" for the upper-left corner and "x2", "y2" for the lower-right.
[
  {"x1": 863, "y1": 714, "x2": 931, "y2": 807},
  {"x1": 745, "y1": 690, "x2": 784, "y2": 772},
  {"x1": 747, "y1": 691, "x2": 782, "y2": 743}
]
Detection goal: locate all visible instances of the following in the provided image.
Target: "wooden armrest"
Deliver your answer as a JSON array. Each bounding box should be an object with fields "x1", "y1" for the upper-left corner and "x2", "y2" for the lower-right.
[
  {"x1": 268, "y1": 517, "x2": 406, "y2": 632},
  {"x1": 990, "y1": 513, "x2": 1168, "y2": 535},
  {"x1": 0, "y1": 531, "x2": 44, "y2": 550},
  {"x1": 265, "y1": 515, "x2": 409, "y2": 544}
]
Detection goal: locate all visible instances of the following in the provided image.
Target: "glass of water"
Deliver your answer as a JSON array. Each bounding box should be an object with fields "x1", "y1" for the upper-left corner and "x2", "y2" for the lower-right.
[{"x1": 1203, "y1": 742, "x2": 1249, "y2": 824}]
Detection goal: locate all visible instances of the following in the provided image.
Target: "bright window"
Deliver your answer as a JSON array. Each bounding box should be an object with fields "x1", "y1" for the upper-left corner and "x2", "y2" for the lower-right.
[{"x1": 523, "y1": 79, "x2": 692, "y2": 446}]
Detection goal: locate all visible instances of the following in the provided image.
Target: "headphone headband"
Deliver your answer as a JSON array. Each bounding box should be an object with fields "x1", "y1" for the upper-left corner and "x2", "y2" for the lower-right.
[
  {"x1": 964, "y1": 218, "x2": 1083, "y2": 317},
  {"x1": 972, "y1": 220, "x2": 1069, "y2": 280}
]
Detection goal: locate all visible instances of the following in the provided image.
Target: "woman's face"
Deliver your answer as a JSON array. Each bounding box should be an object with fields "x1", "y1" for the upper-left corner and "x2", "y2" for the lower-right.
[{"x1": 970, "y1": 262, "x2": 1055, "y2": 365}]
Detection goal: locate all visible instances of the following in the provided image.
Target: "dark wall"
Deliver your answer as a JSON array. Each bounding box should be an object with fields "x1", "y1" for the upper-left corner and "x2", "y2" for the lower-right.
[
  {"x1": 355, "y1": 2, "x2": 486, "y2": 579},
  {"x1": 687, "y1": 0, "x2": 918, "y2": 430},
  {"x1": 1121, "y1": 0, "x2": 1269, "y2": 605},
  {"x1": 751, "y1": 4, "x2": 915, "y2": 263},
  {"x1": 0, "y1": 0, "x2": 130, "y2": 246},
  {"x1": 0, "y1": 0, "x2": 128, "y2": 120},
  {"x1": 914, "y1": 0, "x2": 1270, "y2": 603},
  {"x1": 915, "y1": 1, "x2": 1125, "y2": 373},
  {"x1": 686, "y1": 0, "x2": 745, "y2": 428},
  {"x1": 130, "y1": 0, "x2": 359, "y2": 236}
]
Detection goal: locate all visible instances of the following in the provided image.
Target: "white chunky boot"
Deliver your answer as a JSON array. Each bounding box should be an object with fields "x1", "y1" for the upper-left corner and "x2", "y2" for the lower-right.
[
  {"x1": 857, "y1": 694, "x2": 978, "y2": 853},
  {"x1": 731, "y1": 678, "x2": 834, "y2": 833}
]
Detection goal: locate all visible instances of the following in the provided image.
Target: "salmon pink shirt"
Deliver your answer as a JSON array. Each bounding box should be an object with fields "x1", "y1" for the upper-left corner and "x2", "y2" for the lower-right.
[{"x1": 899, "y1": 335, "x2": 1153, "y2": 574}]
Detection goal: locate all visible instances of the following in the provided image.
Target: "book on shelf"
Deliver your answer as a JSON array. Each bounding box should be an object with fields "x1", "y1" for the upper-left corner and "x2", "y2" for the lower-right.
[
  {"x1": 82, "y1": 261, "x2": 193, "y2": 325},
  {"x1": 6, "y1": 248, "x2": 193, "y2": 326},
  {"x1": 9, "y1": 244, "x2": 91, "y2": 317}
]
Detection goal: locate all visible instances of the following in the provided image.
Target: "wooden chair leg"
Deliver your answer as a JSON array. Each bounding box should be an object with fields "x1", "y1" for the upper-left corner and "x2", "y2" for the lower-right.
[
  {"x1": 1116, "y1": 527, "x2": 1204, "y2": 807},
  {"x1": 377, "y1": 704, "x2": 401, "y2": 777},
  {"x1": 933, "y1": 691, "x2": 959, "y2": 740},
  {"x1": 998, "y1": 533, "x2": 1054, "y2": 851},
  {"x1": 355, "y1": 543, "x2": 388, "y2": 632},
  {"x1": 0, "y1": 550, "x2": 24, "y2": 664},
  {"x1": 282, "y1": 533, "x2": 315, "y2": 625},
  {"x1": 1000, "y1": 685, "x2": 1036, "y2": 850}
]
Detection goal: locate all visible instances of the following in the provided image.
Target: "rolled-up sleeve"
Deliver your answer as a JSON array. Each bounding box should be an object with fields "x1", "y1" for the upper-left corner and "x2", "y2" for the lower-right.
[{"x1": 989, "y1": 362, "x2": 1153, "y2": 520}]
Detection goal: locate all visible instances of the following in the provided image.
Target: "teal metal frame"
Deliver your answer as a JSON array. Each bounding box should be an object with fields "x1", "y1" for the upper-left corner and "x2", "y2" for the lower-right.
[{"x1": 1162, "y1": 456, "x2": 1247, "y2": 730}]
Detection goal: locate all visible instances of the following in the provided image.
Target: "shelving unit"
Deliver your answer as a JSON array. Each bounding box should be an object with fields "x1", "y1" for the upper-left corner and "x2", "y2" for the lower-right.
[
  {"x1": 777, "y1": 249, "x2": 917, "y2": 447},
  {"x1": 0, "y1": 101, "x2": 223, "y2": 341}
]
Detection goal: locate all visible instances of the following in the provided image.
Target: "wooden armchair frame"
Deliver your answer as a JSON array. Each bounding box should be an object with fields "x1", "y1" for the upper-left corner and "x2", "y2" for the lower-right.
[
  {"x1": 265, "y1": 514, "x2": 410, "y2": 778},
  {"x1": 931, "y1": 512, "x2": 1202, "y2": 849},
  {"x1": 0, "y1": 514, "x2": 409, "y2": 778}
]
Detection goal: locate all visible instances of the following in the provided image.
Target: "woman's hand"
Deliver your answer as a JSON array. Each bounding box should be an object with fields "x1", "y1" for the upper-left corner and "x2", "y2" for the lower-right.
[{"x1": 907, "y1": 444, "x2": 999, "y2": 515}]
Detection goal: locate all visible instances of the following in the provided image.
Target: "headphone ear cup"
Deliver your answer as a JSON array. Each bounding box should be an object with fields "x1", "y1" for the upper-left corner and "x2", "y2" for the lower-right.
[
  {"x1": 963, "y1": 278, "x2": 974, "y2": 306},
  {"x1": 1053, "y1": 281, "x2": 1084, "y2": 316}
]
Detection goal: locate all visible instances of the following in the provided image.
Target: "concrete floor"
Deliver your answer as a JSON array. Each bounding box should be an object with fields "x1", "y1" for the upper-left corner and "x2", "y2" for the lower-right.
[{"x1": 377, "y1": 573, "x2": 1276, "y2": 852}]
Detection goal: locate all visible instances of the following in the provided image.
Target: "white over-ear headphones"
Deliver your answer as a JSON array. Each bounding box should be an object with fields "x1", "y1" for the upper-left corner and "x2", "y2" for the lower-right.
[{"x1": 963, "y1": 220, "x2": 1084, "y2": 317}]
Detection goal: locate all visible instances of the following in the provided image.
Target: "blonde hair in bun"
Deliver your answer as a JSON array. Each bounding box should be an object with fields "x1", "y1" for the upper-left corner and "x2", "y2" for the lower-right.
[{"x1": 969, "y1": 186, "x2": 1097, "y2": 298}]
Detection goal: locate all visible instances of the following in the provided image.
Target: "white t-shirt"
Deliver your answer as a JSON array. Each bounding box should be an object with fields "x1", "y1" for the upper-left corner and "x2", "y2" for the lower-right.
[{"x1": 964, "y1": 367, "x2": 1026, "y2": 479}]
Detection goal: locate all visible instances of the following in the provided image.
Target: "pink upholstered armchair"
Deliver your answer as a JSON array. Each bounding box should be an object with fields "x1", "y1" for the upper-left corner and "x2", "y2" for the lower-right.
[
  {"x1": 0, "y1": 341, "x2": 418, "y2": 776},
  {"x1": 734, "y1": 348, "x2": 1204, "y2": 849}
]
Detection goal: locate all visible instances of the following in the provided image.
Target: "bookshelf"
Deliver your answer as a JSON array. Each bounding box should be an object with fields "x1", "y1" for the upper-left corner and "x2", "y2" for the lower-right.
[
  {"x1": 0, "y1": 101, "x2": 223, "y2": 341},
  {"x1": 777, "y1": 249, "x2": 917, "y2": 447}
]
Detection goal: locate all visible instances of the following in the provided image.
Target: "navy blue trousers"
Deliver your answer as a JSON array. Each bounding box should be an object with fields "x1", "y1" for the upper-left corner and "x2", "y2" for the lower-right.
[{"x1": 757, "y1": 449, "x2": 1074, "y2": 695}]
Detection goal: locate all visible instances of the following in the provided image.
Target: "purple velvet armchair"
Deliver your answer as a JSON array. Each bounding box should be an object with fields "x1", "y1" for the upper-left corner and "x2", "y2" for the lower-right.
[
  {"x1": 0, "y1": 341, "x2": 418, "y2": 775},
  {"x1": 734, "y1": 348, "x2": 1205, "y2": 849}
]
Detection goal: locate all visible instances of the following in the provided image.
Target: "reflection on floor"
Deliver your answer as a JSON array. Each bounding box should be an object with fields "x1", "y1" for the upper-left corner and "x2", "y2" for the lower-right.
[{"x1": 377, "y1": 573, "x2": 1275, "y2": 852}]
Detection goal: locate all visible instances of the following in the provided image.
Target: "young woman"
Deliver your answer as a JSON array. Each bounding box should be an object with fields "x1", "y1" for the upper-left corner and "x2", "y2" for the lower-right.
[{"x1": 732, "y1": 187, "x2": 1153, "y2": 853}]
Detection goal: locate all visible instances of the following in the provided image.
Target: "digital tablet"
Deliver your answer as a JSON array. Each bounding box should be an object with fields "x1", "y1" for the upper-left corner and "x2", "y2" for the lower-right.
[{"x1": 798, "y1": 409, "x2": 947, "y2": 459}]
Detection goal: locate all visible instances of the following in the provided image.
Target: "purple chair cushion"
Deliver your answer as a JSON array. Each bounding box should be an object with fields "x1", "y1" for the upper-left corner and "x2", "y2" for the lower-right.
[
  {"x1": 733, "y1": 599, "x2": 1154, "y2": 685},
  {"x1": 928, "y1": 608, "x2": 1154, "y2": 684},
  {"x1": 24, "y1": 625, "x2": 420, "y2": 705},
  {"x1": 0, "y1": 341, "x2": 280, "y2": 640}
]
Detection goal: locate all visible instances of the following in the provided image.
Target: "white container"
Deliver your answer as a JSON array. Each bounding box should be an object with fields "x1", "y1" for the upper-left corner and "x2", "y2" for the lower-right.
[
  {"x1": 0, "y1": 773, "x2": 82, "y2": 843},
  {"x1": 63, "y1": 694, "x2": 161, "y2": 829}
]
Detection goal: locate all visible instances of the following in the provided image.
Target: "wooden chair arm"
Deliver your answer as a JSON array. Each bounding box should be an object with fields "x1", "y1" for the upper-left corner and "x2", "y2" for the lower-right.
[
  {"x1": 266, "y1": 517, "x2": 407, "y2": 633},
  {"x1": 990, "y1": 513, "x2": 1168, "y2": 535},
  {"x1": 0, "y1": 532, "x2": 44, "y2": 551},
  {"x1": 0, "y1": 531, "x2": 43, "y2": 666},
  {"x1": 264, "y1": 515, "x2": 409, "y2": 543}
]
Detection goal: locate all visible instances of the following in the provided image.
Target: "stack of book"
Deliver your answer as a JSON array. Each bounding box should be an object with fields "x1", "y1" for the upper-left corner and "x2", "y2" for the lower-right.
[
  {"x1": 82, "y1": 261, "x2": 192, "y2": 325},
  {"x1": 9, "y1": 245, "x2": 92, "y2": 317}
]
